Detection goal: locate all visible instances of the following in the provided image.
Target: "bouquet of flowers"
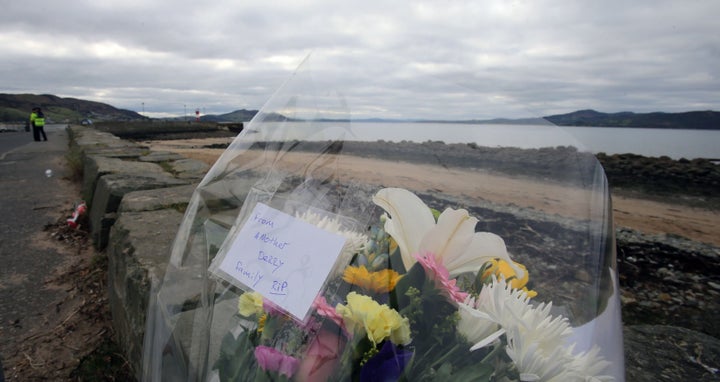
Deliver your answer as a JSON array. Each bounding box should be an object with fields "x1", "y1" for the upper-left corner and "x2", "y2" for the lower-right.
[{"x1": 213, "y1": 187, "x2": 614, "y2": 382}]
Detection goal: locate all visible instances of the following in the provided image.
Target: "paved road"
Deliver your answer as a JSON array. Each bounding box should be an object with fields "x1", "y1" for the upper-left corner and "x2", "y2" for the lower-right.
[
  {"x1": 0, "y1": 126, "x2": 79, "y2": 373},
  {"x1": 0, "y1": 132, "x2": 32, "y2": 160},
  {"x1": 0, "y1": 125, "x2": 66, "y2": 159}
]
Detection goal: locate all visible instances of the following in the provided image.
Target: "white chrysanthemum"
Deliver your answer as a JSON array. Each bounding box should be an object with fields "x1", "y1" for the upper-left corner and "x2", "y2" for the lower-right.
[
  {"x1": 457, "y1": 301, "x2": 500, "y2": 345},
  {"x1": 296, "y1": 210, "x2": 367, "y2": 258},
  {"x1": 566, "y1": 346, "x2": 614, "y2": 382},
  {"x1": 460, "y1": 277, "x2": 614, "y2": 381}
]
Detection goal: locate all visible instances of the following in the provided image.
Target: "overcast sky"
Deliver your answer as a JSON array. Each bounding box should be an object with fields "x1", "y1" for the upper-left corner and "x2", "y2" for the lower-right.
[{"x1": 2, "y1": 0, "x2": 718, "y2": 120}]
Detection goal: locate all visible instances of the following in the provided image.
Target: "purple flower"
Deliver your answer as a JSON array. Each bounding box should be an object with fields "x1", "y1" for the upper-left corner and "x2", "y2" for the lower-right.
[
  {"x1": 254, "y1": 346, "x2": 300, "y2": 378},
  {"x1": 360, "y1": 341, "x2": 413, "y2": 382}
]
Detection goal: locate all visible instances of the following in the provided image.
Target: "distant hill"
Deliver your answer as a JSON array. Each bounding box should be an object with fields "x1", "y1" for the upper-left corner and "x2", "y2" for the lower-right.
[
  {"x1": 3, "y1": 93, "x2": 717, "y2": 130},
  {"x1": 199, "y1": 109, "x2": 289, "y2": 123},
  {"x1": 199, "y1": 109, "x2": 257, "y2": 122},
  {"x1": 301, "y1": 110, "x2": 720, "y2": 130},
  {"x1": 0, "y1": 93, "x2": 145, "y2": 123},
  {"x1": 544, "y1": 109, "x2": 720, "y2": 130}
]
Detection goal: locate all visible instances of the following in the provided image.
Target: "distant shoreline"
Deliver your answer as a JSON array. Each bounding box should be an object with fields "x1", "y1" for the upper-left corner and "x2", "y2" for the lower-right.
[{"x1": 1, "y1": 93, "x2": 719, "y2": 130}]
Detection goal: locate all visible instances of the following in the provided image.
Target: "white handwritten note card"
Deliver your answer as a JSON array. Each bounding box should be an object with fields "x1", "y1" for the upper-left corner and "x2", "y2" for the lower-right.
[{"x1": 217, "y1": 202, "x2": 347, "y2": 320}]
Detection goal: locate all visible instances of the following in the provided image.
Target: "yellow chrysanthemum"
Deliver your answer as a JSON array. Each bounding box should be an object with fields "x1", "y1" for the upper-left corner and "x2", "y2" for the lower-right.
[
  {"x1": 238, "y1": 291, "x2": 264, "y2": 317},
  {"x1": 336, "y1": 292, "x2": 411, "y2": 345},
  {"x1": 342, "y1": 266, "x2": 401, "y2": 294},
  {"x1": 482, "y1": 259, "x2": 537, "y2": 298}
]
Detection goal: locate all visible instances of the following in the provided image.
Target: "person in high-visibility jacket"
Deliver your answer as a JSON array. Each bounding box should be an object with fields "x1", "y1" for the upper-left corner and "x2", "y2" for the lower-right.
[{"x1": 29, "y1": 107, "x2": 47, "y2": 141}]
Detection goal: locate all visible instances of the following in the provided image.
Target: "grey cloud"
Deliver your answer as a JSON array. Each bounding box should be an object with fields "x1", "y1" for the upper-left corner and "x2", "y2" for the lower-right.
[{"x1": 1, "y1": 0, "x2": 718, "y2": 119}]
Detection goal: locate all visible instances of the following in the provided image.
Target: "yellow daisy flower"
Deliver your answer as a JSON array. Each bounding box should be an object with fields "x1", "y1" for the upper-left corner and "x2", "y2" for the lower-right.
[
  {"x1": 342, "y1": 265, "x2": 401, "y2": 294},
  {"x1": 482, "y1": 259, "x2": 537, "y2": 298},
  {"x1": 257, "y1": 313, "x2": 267, "y2": 333}
]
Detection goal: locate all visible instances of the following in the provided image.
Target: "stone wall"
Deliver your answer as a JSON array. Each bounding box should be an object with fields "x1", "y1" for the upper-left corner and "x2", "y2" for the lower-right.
[
  {"x1": 68, "y1": 125, "x2": 720, "y2": 381},
  {"x1": 68, "y1": 125, "x2": 207, "y2": 379}
]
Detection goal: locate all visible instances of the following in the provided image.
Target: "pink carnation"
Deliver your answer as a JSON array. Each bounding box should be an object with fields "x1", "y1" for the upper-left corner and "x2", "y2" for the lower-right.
[
  {"x1": 415, "y1": 253, "x2": 469, "y2": 303},
  {"x1": 312, "y1": 295, "x2": 349, "y2": 337},
  {"x1": 254, "y1": 346, "x2": 300, "y2": 378}
]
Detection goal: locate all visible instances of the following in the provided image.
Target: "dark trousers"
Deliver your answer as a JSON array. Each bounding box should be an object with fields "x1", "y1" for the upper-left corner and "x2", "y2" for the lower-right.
[{"x1": 32, "y1": 124, "x2": 47, "y2": 141}]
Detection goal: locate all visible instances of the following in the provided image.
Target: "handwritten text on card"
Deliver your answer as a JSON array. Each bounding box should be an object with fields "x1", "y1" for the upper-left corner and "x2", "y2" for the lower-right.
[{"x1": 217, "y1": 203, "x2": 347, "y2": 320}]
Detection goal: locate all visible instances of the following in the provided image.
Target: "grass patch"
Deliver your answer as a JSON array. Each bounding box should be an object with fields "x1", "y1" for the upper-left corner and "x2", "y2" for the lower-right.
[{"x1": 157, "y1": 160, "x2": 181, "y2": 177}]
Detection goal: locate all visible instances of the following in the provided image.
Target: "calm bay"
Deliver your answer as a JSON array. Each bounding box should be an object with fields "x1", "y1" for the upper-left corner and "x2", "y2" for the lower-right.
[{"x1": 333, "y1": 122, "x2": 720, "y2": 160}]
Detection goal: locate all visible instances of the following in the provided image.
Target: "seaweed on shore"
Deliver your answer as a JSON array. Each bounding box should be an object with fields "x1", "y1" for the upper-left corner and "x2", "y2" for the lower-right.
[{"x1": 596, "y1": 153, "x2": 720, "y2": 208}]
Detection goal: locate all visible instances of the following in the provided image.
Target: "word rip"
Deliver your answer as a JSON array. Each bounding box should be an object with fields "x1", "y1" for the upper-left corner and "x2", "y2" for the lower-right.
[{"x1": 270, "y1": 280, "x2": 289, "y2": 296}]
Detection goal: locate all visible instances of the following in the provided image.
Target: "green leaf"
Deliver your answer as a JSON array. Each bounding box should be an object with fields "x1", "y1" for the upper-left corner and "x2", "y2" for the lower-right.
[
  {"x1": 446, "y1": 362, "x2": 494, "y2": 382},
  {"x1": 391, "y1": 262, "x2": 426, "y2": 309},
  {"x1": 216, "y1": 331, "x2": 259, "y2": 382}
]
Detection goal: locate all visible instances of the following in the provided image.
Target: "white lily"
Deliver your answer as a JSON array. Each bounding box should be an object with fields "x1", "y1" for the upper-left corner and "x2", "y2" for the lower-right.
[{"x1": 372, "y1": 187, "x2": 522, "y2": 278}]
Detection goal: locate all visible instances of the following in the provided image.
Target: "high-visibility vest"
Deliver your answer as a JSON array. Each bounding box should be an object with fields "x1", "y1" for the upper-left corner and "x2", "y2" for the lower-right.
[{"x1": 31, "y1": 112, "x2": 45, "y2": 127}]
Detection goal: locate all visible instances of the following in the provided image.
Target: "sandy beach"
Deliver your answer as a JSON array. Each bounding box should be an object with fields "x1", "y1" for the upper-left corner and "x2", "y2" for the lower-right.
[{"x1": 142, "y1": 138, "x2": 720, "y2": 246}]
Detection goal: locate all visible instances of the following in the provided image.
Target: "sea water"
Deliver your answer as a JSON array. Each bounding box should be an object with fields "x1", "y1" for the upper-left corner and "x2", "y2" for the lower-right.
[{"x1": 332, "y1": 122, "x2": 720, "y2": 160}]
